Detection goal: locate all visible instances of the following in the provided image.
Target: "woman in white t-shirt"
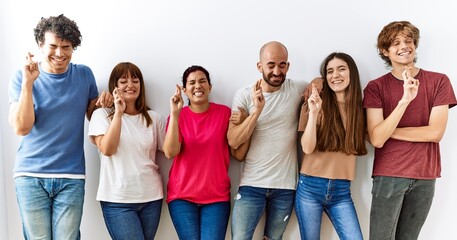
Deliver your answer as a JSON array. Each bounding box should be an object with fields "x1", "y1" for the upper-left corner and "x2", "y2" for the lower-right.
[{"x1": 88, "y1": 62, "x2": 165, "y2": 240}]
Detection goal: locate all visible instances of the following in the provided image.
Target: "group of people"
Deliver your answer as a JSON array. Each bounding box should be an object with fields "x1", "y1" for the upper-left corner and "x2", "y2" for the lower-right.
[{"x1": 7, "y1": 14, "x2": 456, "y2": 240}]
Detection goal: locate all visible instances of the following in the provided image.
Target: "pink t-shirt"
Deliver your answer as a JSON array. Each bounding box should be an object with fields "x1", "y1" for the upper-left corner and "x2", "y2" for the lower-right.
[
  {"x1": 363, "y1": 69, "x2": 456, "y2": 179},
  {"x1": 166, "y1": 103, "x2": 231, "y2": 204}
]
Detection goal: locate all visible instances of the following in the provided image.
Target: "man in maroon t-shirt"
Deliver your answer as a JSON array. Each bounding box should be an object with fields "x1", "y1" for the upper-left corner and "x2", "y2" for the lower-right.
[{"x1": 363, "y1": 21, "x2": 457, "y2": 240}]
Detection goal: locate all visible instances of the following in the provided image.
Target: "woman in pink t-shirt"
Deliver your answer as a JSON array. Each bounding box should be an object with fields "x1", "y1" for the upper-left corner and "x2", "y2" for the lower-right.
[{"x1": 163, "y1": 65, "x2": 233, "y2": 240}]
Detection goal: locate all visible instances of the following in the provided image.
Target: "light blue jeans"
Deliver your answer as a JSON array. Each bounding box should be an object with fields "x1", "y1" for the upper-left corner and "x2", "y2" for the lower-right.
[
  {"x1": 15, "y1": 176, "x2": 85, "y2": 240},
  {"x1": 101, "y1": 199, "x2": 162, "y2": 240},
  {"x1": 370, "y1": 176, "x2": 435, "y2": 240},
  {"x1": 168, "y1": 199, "x2": 230, "y2": 240},
  {"x1": 295, "y1": 174, "x2": 363, "y2": 240},
  {"x1": 231, "y1": 186, "x2": 295, "y2": 240}
]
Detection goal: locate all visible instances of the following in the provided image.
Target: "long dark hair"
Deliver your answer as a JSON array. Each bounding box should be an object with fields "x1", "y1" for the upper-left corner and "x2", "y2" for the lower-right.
[
  {"x1": 315, "y1": 52, "x2": 367, "y2": 155},
  {"x1": 108, "y1": 62, "x2": 152, "y2": 127}
]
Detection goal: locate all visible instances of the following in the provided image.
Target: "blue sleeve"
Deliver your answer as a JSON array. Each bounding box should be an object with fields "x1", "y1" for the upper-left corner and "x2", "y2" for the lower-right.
[
  {"x1": 85, "y1": 66, "x2": 99, "y2": 100},
  {"x1": 8, "y1": 70, "x2": 23, "y2": 103}
]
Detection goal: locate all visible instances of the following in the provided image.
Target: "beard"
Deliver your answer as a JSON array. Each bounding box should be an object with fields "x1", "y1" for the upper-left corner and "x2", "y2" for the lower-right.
[{"x1": 263, "y1": 72, "x2": 286, "y2": 87}]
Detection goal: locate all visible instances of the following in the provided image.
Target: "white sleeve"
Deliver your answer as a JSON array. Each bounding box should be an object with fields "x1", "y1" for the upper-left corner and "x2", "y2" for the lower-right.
[{"x1": 88, "y1": 108, "x2": 111, "y2": 137}]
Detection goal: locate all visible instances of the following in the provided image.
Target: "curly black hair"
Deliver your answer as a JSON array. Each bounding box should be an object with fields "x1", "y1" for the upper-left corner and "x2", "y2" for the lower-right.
[{"x1": 33, "y1": 14, "x2": 82, "y2": 49}]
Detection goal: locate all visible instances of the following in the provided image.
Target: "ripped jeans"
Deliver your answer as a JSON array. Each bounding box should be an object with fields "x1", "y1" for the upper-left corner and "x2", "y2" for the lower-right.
[{"x1": 231, "y1": 186, "x2": 295, "y2": 240}]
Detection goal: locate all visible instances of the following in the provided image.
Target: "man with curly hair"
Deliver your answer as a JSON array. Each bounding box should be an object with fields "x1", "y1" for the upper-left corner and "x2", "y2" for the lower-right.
[
  {"x1": 364, "y1": 21, "x2": 457, "y2": 240},
  {"x1": 8, "y1": 14, "x2": 112, "y2": 239}
]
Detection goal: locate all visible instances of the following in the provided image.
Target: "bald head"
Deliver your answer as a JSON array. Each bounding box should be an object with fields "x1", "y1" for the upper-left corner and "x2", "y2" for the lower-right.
[
  {"x1": 259, "y1": 41, "x2": 288, "y2": 61},
  {"x1": 257, "y1": 41, "x2": 290, "y2": 90}
]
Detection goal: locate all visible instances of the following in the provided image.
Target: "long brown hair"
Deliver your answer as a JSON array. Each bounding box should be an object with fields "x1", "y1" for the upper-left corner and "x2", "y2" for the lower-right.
[
  {"x1": 108, "y1": 62, "x2": 152, "y2": 127},
  {"x1": 315, "y1": 52, "x2": 367, "y2": 155}
]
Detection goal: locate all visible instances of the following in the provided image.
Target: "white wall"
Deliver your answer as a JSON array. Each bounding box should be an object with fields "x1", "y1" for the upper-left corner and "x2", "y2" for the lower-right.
[{"x1": 1, "y1": 0, "x2": 456, "y2": 239}]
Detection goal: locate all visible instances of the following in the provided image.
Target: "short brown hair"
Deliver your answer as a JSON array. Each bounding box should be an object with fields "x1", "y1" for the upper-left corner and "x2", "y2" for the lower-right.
[{"x1": 377, "y1": 21, "x2": 420, "y2": 67}]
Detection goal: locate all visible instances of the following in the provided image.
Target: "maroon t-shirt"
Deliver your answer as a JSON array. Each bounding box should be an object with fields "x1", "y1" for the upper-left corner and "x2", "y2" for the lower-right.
[{"x1": 363, "y1": 69, "x2": 456, "y2": 179}]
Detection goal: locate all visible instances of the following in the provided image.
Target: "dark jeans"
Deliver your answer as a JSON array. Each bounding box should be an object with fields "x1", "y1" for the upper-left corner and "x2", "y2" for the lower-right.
[{"x1": 369, "y1": 176, "x2": 435, "y2": 240}]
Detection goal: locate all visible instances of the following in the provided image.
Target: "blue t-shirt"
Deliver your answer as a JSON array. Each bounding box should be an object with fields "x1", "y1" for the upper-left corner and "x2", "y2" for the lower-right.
[{"x1": 8, "y1": 63, "x2": 99, "y2": 175}]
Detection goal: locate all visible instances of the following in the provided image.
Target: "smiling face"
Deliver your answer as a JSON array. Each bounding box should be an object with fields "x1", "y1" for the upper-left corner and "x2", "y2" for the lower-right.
[
  {"x1": 257, "y1": 42, "x2": 289, "y2": 91},
  {"x1": 383, "y1": 33, "x2": 416, "y2": 68},
  {"x1": 39, "y1": 32, "x2": 73, "y2": 73},
  {"x1": 116, "y1": 72, "x2": 141, "y2": 102},
  {"x1": 184, "y1": 70, "x2": 212, "y2": 105},
  {"x1": 326, "y1": 57, "x2": 350, "y2": 94}
]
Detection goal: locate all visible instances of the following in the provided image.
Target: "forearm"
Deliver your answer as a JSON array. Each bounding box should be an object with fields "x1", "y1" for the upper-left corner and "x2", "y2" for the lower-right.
[
  {"x1": 301, "y1": 113, "x2": 318, "y2": 154},
  {"x1": 9, "y1": 84, "x2": 35, "y2": 135},
  {"x1": 368, "y1": 100, "x2": 410, "y2": 148},
  {"x1": 391, "y1": 106, "x2": 449, "y2": 142},
  {"x1": 392, "y1": 126, "x2": 445, "y2": 142},
  {"x1": 227, "y1": 112, "x2": 260, "y2": 149},
  {"x1": 230, "y1": 138, "x2": 251, "y2": 161},
  {"x1": 97, "y1": 114, "x2": 122, "y2": 156},
  {"x1": 163, "y1": 114, "x2": 181, "y2": 159},
  {"x1": 86, "y1": 98, "x2": 98, "y2": 121}
]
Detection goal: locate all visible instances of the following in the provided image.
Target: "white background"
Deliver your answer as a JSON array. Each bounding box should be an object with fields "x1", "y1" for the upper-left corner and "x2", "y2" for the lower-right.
[{"x1": 1, "y1": 0, "x2": 456, "y2": 239}]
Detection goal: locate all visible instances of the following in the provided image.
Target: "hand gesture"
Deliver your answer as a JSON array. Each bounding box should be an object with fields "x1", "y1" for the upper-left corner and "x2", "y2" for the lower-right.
[
  {"x1": 400, "y1": 66, "x2": 420, "y2": 104},
  {"x1": 113, "y1": 87, "x2": 126, "y2": 115},
  {"x1": 170, "y1": 84, "x2": 184, "y2": 114},
  {"x1": 303, "y1": 77, "x2": 323, "y2": 100},
  {"x1": 230, "y1": 107, "x2": 248, "y2": 125},
  {"x1": 96, "y1": 91, "x2": 114, "y2": 108},
  {"x1": 22, "y1": 52, "x2": 40, "y2": 85},
  {"x1": 307, "y1": 83, "x2": 322, "y2": 114},
  {"x1": 251, "y1": 80, "x2": 265, "y2": 113}
]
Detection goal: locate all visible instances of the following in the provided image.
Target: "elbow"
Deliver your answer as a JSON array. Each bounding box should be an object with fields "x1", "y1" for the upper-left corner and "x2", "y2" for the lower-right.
[
  {"x1": 228, "y1": 139, "x2": 239, "y2": 149},
  {"x1": 164, "y1": 151, "x2": 173, "y2": 159},
  {"x1": 302, "y1": 148, "x2": 314, "y2": 155},
  {"x1": 430, "y1": 132, "x2": 444, "y2": 143},
  {"x1": 227, "y1": 133, "x2": 237, "y2": 148},
  {"x1": 99, "y1": 146, "x2": 118, "y2": 157},
  {"x1": 369, "y1": 138, "x2": 385, "y2": 148},
  {"x1": 13, "y1": 126, "x2": 32, "y2": 136},
  {"x1": 301, "y1": 145, "x2": 315, "y2": 155},
  {"x1": 164, "y1": 152, "x2": 176, "y2": 159},
  {"x1": 100, "y1": 149, "x2": 116, "y2": 157},
  {"x1": 232, "y1": 153, "x2": 245, "y2": 161},
  {"x1": 163, "y1": 148, "x2": 177, "y2": 159}
]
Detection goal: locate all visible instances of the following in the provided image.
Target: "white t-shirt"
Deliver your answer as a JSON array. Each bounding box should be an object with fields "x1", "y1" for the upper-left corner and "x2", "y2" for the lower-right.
[
  {"x1": 231, "y1": 79, "x2": 306, "y2": 190},
  {"x1": 88, "y1": 108, "x2": 165, "y2": 203}
]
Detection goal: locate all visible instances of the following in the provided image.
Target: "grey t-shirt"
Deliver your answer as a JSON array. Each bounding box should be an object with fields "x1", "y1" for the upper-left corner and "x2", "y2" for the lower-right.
[{"x1": 231, "y1": 79, "x2": 306, "y2": 189}]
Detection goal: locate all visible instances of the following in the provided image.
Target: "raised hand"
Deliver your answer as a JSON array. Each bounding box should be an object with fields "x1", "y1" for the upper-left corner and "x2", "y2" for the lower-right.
[
  {"x1": 170, "y1": 84, "x2": 184, "y2": 114},
  {"x1": 113, "y1": 87, "x2": 126, "y2": 115},
  {"x1": 400, "y1": 66, "x2": 420, "y2": 104},
  {"x1": 251, "y1": 80, "x2": 265, "y2": 113},
  {"x1": 22, "y1": 52, "x2": 40, "y2": 85},
  {"x1": 307, "y1": 83, "x2": 322, "y2": 114}
]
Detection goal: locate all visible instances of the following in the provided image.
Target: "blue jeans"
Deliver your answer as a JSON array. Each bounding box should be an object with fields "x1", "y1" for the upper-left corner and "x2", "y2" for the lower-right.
[
  {"x1": 101, "y1": 199, "x2": 163, "y2": 240},
  {"x1": 14, "y1": 176, "x2": 85, "y2": 240},
  {"x1": 168, "y1": 199, "x2": 230, "y2": 240},
  {"x1": 370, "y1": 176, "x2": 435, "y2": 240},
  {"x1": 231, "y1": 186, "x2": 295, "y2": 240},
  {"x1": 294, "y1": 174, "x2": 362, "y2": 240}
]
